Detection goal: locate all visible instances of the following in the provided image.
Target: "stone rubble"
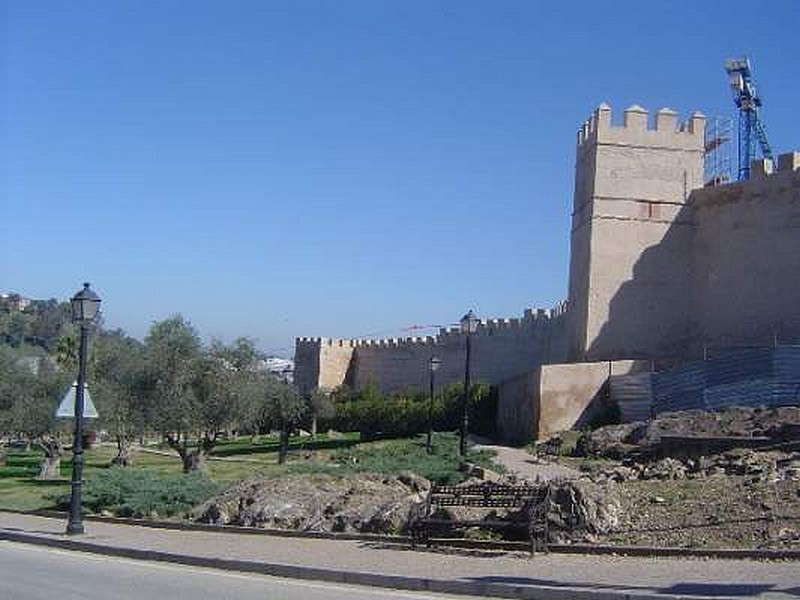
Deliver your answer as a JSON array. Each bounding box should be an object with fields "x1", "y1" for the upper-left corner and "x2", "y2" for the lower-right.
[{"x1": 193, "y1": 471, "x2": 429, "y2": 534}]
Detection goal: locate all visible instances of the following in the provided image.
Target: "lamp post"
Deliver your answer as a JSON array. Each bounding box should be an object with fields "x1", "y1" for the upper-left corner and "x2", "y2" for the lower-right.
[
  {"x1": 67, "y1": 283, "x2": 101, "y2": 535},
  {"x1": 426, "y1": 356, "x2": 441, "y2": 454},
  {"x1": 459, "y1": 310, "x2": 479, "y2": 457}
]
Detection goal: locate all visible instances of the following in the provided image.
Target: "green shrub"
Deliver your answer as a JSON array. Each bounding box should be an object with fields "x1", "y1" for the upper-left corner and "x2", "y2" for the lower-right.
[
  {"x1": 326, "y1": 383, "x2": 497, "y2": 438},
  {"x1": 4, "y1": 454, "x2": 44, "y2": 468},
  {"x1": 331, "y1": 432, "x2": 497, "y2": 485},
  {"x1": 0, "y1": 465, "x2": 38, "y2": 478},
  {"x1": 49, "y1": 468, "x2": 219, "y2": 518}
]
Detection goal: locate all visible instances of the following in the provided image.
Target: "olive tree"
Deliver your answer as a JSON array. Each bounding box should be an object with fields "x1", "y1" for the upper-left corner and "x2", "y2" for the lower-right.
[
  {"x1": 90, "y1": 330, "x2": 149, "y2": 466},
  {"x1": 257, "y1": 377, "x2": 307, "y2": 464},
  {"x1": 145, "y1": 317, "x2": 262, "y2": 472},
  {"x1": 0, "y1": 348, "x2": 70, "y2": 479},
  {"x1": 307, "y1": 387, "x2": 335, "y2": 439}
]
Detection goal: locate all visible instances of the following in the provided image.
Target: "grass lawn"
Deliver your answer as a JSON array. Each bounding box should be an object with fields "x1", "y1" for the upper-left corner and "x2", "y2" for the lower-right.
[{"x1": 0, "y1": 431, "x2": 499, "y2": 514}]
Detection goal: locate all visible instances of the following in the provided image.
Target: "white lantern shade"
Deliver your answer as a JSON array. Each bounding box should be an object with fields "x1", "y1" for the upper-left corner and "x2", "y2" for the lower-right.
[
  {"x1": 460, "y1": 310, "x2": 479, "y2": 334},
  {"x1": 70, "y1": 283, "x2": 101, "y2": 324}
]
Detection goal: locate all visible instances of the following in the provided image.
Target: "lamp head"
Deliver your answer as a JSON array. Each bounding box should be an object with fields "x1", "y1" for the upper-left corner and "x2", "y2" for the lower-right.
[
  {"x1": 70, "y1": 283, "x2": 101, "y2": 325},
  {"x1": 429, "y1": 356, "x2": 441, "y2": 372},
  {"x1": 460, "y1": 310, "x2": 479, "y2": 334}
]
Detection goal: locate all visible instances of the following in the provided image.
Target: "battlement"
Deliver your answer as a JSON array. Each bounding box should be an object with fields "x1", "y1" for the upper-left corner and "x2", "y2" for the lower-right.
[
  {"x1": 295, "y1": 303, "x2": 569, "y2": 353},
  {"x1": 691, "y1": 150, "x2": 800, "y2": 206},
  {"x1": 751, "y1": 151, "x2": 800, "y2": 178},
  {"x1": 295, "y1": 335, "x2": 439, "y2": 349},
  {"x1": 577, "y1": 103, "x2": 705, "y2": 150}
]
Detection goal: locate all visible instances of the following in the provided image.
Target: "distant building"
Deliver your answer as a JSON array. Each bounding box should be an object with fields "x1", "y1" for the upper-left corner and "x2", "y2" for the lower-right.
[{"x1": 0, "y1": 293, "x2": 33, "y2": 312}]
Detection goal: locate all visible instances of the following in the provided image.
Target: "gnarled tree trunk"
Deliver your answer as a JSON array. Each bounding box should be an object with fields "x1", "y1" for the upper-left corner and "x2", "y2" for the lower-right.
[
  {"x1": 37, "y1": 437, "x2": 62, "y2": 480},
  {"x1": 278, "y1": 426, "x2": 289, "y2": 465},
  {"x1": 165, "y1": 432, "x2": 216, "y2": 474},
  {"x1": 182, "y1": 449, "x2": 206, "y2": 473},
  {"x1": 111, "y1": 436, "x2": 133, "y2": 467}
]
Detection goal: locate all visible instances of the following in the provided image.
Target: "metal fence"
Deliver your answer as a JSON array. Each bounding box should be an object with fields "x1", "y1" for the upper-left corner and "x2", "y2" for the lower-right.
[{"x1": 611, "y1": 346, "x2": 800, "y2": 422}]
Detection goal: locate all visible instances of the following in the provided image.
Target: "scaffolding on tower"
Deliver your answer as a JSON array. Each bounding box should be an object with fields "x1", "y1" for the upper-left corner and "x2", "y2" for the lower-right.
[{"x1": 704, "y1": 115, "x2": 733, "y2": 187}]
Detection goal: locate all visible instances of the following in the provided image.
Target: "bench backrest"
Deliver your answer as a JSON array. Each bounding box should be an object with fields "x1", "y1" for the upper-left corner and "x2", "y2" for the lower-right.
[{"x1": 429, "y1": 484, "x2": 548, "y2": 508}]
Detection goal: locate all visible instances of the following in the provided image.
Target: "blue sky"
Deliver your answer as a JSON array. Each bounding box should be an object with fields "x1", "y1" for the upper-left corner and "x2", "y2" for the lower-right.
[{"x1": 2, "y1": 1, "x2": 798, "y2": 356}]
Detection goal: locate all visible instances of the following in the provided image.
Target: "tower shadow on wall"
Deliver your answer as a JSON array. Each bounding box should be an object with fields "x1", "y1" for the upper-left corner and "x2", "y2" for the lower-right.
[{"x1": 584, "y1": 202, "x2": 697, "y2": 365}]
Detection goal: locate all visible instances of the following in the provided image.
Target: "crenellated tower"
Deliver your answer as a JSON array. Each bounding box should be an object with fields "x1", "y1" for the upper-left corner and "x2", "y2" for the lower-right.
[{"x1": 567, "y1": 103, "x2": 705, "y2": 361}]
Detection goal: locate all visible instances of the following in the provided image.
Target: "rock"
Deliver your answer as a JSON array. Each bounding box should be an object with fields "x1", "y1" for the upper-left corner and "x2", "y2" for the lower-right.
[
  {"x1": 396, "y1": 471, "x2": 430, "y2": 494},
  {"x1": 192, "y1": 472, "x2": 430, "y2": 535},
  {"x1": 326, "y1": 430, "x2": 345, "y2": 440},
  {"x1": 641, "y1": 457, "x2": 687, "y2": 480},
  {"x1": 459, "y1": 462, "x2": 505, "y2": 483},
  {"x1": 783, "y1": 466, "x2": 800, "y2": 481},
  {"x1": 548, "y1": 480, "x2": 621, "y2": 542},
  {"x1": 575, "y1": 423, "x2": 647, "y2": 458},
  {"x1": 650, "y1": 496, "x2": 667, "y2": 504},
  {"x1": 463, "y1": 463, "x2": 485, "y2": 478},
  {"x1": 609, "y1": 466, "x2": 638, "y2": 482},
  {"x1": 534, "y1": 435, "x2": 563, "y2": 457},
  {"x1": 577, "y1": 406, "x2": 800, "y2": 462}
]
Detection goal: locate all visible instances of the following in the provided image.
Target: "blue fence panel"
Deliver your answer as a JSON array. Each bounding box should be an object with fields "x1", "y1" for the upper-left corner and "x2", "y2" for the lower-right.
[
  {"x1": 773, "y1": 346, "x2": 800, "y2": 381},
  {"x1": 613, "y1": 347, "x2": 800, "y2": 420},
  {"x1": 703, "y1": 378, "x2": 775, "y2": 410},
  {"x1": 610, "y1": 372, "x2": 653, "y2": 423},
  {"x1": 653, "y1": 362, "x2": 704, "y2": 414},
  {"x1": 771, "y1": 382, "x2": 800, "y2": 407},
  {"x1": 705, "y1": 348, "x2": 773, "y2": 387}
]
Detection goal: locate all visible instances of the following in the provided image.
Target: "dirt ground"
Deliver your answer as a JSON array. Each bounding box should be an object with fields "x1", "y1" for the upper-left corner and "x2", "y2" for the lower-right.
[
  {"x1": 600, "y1": 474, "x2": 800, "y2": 549},
  {"x1": 542, "y1": 406, "x2": 800, "y2": 550}
]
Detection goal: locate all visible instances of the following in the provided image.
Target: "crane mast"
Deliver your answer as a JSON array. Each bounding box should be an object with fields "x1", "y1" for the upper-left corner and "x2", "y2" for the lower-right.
[{"x1": 725, "y1": 57, "x2": 774, "y2": 180}]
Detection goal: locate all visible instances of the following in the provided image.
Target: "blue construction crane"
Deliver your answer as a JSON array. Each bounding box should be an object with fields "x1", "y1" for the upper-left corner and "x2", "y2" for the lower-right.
[{"x1": 725, "y1": 57, "x2": 774, "y2": 180}]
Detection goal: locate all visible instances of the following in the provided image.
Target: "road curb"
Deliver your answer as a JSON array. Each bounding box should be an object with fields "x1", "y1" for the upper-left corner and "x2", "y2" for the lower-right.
[
  {"x1": 9, "y1": 509, "x2": 800, "y2": 561},
  {"x1": 0, "y1": 529, "x2": 739, "y2": 600}
]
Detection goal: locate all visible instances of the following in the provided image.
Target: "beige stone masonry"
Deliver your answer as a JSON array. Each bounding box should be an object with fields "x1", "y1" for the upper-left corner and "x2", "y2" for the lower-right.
[
  {"x1": 751, "y1": 158, "x2": 774, "y2": 178},
  {"x1": 577, "y1": 104, "x2": 705, "y2": 154},
  {"x1": 778, "y1": 151, "x2": 800, "y2": 172}
]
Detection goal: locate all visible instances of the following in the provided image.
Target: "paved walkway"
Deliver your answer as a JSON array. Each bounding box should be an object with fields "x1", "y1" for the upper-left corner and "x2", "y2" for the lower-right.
[
  {"x1": 471, "y1": 440, "x2": 580, "y2": 482},
  {"x1": 1, "y1": 512, "x2": 798, "y2": 599}
]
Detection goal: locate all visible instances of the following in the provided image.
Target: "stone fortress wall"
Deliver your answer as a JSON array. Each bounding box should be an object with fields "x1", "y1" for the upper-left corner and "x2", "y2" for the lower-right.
[
  {"x1": 689, "y1": 153, "x2": 800, "y2": 353},
  {"x1": 294, "y1": 100, "x2": 800, "y2": 443},
  {"x1": 295, "y1": 303, "x2": 569, "y2": 395}
]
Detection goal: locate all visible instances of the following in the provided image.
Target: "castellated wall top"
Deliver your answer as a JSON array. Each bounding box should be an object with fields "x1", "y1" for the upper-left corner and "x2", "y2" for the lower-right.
[
  {"x1": 690, "y1": 149, "x2": 800, "y2": 203},
  {"x1": 750, "y1": 151, "x2": 800, "y2": 179},
  {"x1": 295, "y1": 301, "x2": 568, "y2": 350},
  {"x1": 577, "y1": 103, "x2": 705, "y2": 153}
]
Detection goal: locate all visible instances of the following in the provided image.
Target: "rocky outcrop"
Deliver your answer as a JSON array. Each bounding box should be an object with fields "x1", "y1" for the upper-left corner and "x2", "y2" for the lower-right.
[
  {"x1": 587, "y1": 450, "x2": 800, "y2": 484},
  {"x1": 192, "y1": 472, "x2": 430, "y2": 534},
  {"x1": 577, "y1": 406, "x2": 800, "y2": 460},
  {"x1": 548, "y1": 480, "x2": 622, "y2": 543},
  {"x1": 575, "y1": 422, "x2": 647, "y2": 458}
]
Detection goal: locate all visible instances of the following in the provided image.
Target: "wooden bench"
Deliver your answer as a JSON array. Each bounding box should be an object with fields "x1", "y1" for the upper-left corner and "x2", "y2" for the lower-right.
[{"x1": 409, "y1": 482, "x2": 550, "y2": 554}]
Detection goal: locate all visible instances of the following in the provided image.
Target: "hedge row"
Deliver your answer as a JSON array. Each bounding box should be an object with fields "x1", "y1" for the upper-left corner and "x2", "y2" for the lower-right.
[{"x1": 322, "y1": 383, "x2": 497, "y2": 438}]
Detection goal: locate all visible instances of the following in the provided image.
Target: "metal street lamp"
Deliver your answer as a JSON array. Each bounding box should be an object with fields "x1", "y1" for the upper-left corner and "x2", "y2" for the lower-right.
[
  {"x1": 67, "y1": 283, "x2": 101, "y2": 535},
  {"x1": 426, "y1": 356, "x2": 441, "y2": 454},
  {"x1": 459, "y1": 310, "x2": 479, "y2": 457}
]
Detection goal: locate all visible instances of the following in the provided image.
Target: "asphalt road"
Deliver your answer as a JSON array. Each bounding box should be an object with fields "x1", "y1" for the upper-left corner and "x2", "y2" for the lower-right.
[{"x1": 0, "y1": 541, "x2": 464, "y2": 600}]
